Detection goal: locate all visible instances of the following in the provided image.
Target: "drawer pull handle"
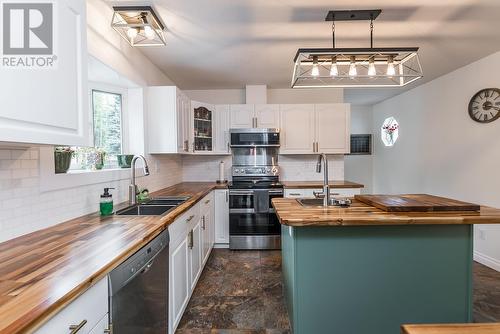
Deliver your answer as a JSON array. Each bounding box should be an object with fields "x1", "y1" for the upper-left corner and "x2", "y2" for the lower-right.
[
  {"x1": 204, "y1": 199, "x2": 210, "y2": 204},
  {"x1": 289, "y1": 193, "x2": 301, "y2": 196},
  {"x1": 69, "y1": 320, "x2": 87, "y2": 334},
  {"x1": 186, "y1": 215, "x2": 195, "y2": 222},
  {"x1": 188, "y1": 230, "x2": 194, "y2": 249}
]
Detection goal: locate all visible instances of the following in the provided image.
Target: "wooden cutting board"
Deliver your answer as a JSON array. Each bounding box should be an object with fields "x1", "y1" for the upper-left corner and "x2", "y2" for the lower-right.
[{"x1": 354, "y1": 194, "x2": 480, "y2": 212}]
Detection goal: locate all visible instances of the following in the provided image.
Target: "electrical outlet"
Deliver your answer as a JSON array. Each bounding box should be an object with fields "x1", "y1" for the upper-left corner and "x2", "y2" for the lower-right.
[{"x1": 478, "y1": 229, "x2": 486, "y2": 240}]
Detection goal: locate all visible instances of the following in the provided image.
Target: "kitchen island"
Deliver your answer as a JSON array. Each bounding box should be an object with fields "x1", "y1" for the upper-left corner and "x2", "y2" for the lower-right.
[{"x1": 271, "y1": 197, "x2": 500, "y2": 334}]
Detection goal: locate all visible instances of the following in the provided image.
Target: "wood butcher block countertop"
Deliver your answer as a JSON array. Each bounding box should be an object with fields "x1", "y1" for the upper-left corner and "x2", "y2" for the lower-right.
[
  {"x1": 272, "y1": 197, "x2": 500, "y2": 226},
  {"x1": 281, "y1": 180, "x2": 364, "y2": 188},
  {"x1": 402, "y1": 323, "x2": 500, "y2": 334},
  {"x1": 0, "y1": 182, "x2": 226, "y2": 334}
]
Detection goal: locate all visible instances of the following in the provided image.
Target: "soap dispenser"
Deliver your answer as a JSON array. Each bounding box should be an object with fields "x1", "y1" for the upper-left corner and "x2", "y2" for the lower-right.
[{"x1": 100, "y1": 187, "x2": 115, "y2": 216}]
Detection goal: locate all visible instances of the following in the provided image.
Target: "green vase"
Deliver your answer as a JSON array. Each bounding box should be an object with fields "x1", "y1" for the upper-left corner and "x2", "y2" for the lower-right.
[{"x1": 54, "y1": 151, "x2": 72, "y2": 173}]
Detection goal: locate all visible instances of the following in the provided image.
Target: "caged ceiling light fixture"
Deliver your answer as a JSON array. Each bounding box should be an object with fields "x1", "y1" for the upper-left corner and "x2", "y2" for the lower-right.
[
  {"x1": 111, "y1": 6, "x2": 166, "y2": 47},
  {"x1": 291, "y1": 9, "x2": 423, "y2": 88}
]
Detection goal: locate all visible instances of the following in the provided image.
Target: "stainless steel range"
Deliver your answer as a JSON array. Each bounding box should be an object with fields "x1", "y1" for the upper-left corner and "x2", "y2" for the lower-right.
[{"x1": 229, "y1": 128, "x2": 283, "y2": 250}]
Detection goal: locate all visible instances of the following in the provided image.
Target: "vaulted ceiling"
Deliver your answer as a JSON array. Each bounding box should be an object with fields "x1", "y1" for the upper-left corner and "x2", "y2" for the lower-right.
[{"x1": 108, "y1": 0, "x2": 500, "y2": 104}]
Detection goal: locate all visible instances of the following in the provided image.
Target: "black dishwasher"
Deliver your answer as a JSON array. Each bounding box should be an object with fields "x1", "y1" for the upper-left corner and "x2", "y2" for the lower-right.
[{"x1": 108, "y1": 229, "x2": 169, "y2": 334}]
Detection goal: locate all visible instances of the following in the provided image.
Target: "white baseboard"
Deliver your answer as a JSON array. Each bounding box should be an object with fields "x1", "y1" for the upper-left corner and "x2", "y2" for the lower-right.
[
  {"x1": 213, "y1": 243, "x2": 229, "y2": 249},
  {"x1": 474, "y1": 251, "x2": 500, "y2": 272}
]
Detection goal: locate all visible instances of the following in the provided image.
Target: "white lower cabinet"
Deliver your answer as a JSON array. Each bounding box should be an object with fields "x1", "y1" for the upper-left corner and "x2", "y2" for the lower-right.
[
  {"x1": 214, "y1": 189, "x2": 230, "y2": 246},
  {"x1": 285, "y1": 188, "x2": 361, "y2": 198},
  {"x1": 188, "y1": 220, "x2": 202, "y2": 290},
  {"x1": 34, "y1": 278, "x2": 108, "y2": 334},
  {"x1": 168, "y1": 192, "x2": 216, "y2": 334},
  {"x1": 88, "y1": 314, "x2": 110, "y2": 334}
]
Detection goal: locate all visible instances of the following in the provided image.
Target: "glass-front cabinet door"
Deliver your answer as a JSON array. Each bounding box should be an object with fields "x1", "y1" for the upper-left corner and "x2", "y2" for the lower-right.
[{"x1": 191, "y1": 101, "x2": 214, "y2": 152}]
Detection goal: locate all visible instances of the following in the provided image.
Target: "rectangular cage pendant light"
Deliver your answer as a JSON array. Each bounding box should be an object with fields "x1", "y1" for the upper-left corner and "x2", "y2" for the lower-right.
[
  {"x1": 112, "y1": 6, "x2": 166, "y2": 47},
  {"x1": 291, "y1": 10, "x2": 423, "y2": 88}
]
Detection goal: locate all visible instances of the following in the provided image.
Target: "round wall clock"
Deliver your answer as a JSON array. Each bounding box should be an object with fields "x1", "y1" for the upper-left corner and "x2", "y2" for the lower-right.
[{"x1": 468, "y1": 88, "x2": 500, "y2": 123}]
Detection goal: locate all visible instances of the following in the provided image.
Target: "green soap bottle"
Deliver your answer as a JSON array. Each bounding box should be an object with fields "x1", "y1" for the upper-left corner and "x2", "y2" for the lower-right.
[{"x1": 100, "y1": 187, "x2": 115, "y2": 216}]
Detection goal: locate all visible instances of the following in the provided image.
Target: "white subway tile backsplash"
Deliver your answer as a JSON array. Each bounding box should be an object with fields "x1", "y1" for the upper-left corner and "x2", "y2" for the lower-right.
[{"x1": 0, "y1": 146, "x2": 183, "y2": 243}]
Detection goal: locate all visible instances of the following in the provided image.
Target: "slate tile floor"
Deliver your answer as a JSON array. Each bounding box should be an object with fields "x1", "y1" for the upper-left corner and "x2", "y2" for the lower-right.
[
  {"x1": 473, "y1": 261, "x2": 500, "y2": 322},
  {"x1": 177, "y1": 252, "x2": 500, "y2": 333},
  {"x1": 176, "y1": 249, "x2": 290, "y2": 334}
]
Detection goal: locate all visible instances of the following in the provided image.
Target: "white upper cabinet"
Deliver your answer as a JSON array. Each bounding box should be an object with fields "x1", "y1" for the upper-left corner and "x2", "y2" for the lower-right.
[
  {"x1": 279, "y1": 104, "x2": 315, "y2": 154},
  {"x1": 255, "y1": 104, "x2": 280, "y2": 129},
  {"x1": 177, "y1": 92, "x2": 191, "y2": 153},
  {"x1": 213, "y1": 105, "x2": 231, "y2": 154},
  {"x1": 230, "y1": 104, "x2": 255, "y2": 128},
  {"x1": 279, "y1": 103, "x2": 350, "y2": 155},
  {"x1": 146, "y1": 86, "x2": 186, "y2": 154},
  {"x1": 0, "y1": 0, "x2": 90, "y2": 146},
  {"x1": 192, "y1": 101, "x2": 215, "y2": 153},
  {"x1": 315, "y1": 104, "x2": 350, "y2": 154}
]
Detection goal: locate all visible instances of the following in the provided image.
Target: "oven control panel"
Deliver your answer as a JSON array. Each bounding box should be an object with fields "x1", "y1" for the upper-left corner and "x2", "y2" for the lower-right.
[{"x1": 232, "y1": 166, "x2": 279, "y2": 177}]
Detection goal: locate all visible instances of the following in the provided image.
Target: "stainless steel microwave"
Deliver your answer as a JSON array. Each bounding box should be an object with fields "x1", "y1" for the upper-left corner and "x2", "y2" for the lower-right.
[{"x1": 229, "y1": 128, "x2": 280, "y2": 147}]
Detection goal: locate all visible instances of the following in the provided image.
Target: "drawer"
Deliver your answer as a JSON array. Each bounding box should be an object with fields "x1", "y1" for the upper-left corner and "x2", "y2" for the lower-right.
[
  {"x1": 200, "y1": 192, "x2": 213, "y2": 215},
  {"x1": 169, "y1": 205, "x2": 199, "y2": 250},
  {"x1": 285, "y1": 189, "x2": 320, "y2": 198},
  {"x1": 35, "y1": 278, "x2": 108, "y2": 334}
]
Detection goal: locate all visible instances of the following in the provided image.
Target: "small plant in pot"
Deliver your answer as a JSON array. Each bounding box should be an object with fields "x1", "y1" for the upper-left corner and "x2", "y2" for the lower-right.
[{"x1": 54, "y1": 147, "x2": 74, "y2": 174}]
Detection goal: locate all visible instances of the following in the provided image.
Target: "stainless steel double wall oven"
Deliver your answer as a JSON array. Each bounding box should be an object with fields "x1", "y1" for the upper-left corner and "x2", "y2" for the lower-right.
[{"x1": 229, "y1": 128, "x2": 283, "y2": 250}]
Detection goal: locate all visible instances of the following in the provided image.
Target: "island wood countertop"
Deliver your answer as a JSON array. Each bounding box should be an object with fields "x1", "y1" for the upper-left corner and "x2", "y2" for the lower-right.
[
  {"x1": 272, "y1": 197, "x2": 500, "y2": 226},
  {"x1": 0, "y1": 182, "x2": 226, "y2": 334},
  {"x1": 401, "y1": 323, "x2": 500, "y2": 334},
  {"x1": 281, "y1": 180, "x2": 364, "y2": 188}
]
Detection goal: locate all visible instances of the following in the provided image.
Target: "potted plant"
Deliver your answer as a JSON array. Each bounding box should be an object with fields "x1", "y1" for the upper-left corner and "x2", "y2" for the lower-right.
[
  {"x1": 54, "y1": 147, "x2": 74, "y2": 174},
  {"x1": 94, "y1": 148, "x2": 106, "y2": 170}
]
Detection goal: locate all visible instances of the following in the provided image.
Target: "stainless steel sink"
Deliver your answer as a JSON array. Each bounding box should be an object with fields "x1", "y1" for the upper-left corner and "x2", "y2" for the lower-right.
[
  {"x1": 297, "y1": 198, "x2": 351, "y2": 207},
  {"x1": 115, "y1": 204, "x2": 177, "y2": 216},
  {"x1": 142, "y1": 196, "x2": 190, "y2": 206},
  {"x1": 115, "y1": 196, "x2": 190, "y2": 216}
]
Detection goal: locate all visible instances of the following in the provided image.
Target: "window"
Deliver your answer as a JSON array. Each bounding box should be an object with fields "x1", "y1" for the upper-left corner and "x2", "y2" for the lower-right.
[
  {"x1": 56, "y1": 87, "x2": 125, "y2": 172},
  {"x1": 92, "y1": 90, "x2": 123, "y2": 164}
]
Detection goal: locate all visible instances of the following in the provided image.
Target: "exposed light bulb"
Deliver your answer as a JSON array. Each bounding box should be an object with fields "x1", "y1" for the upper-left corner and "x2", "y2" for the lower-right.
[
  {"x1": 368, "y1": 59, "x2": 376, "y2": 77},
  {"x1": 349, "y1": 57, "x2": 357, "y2": 77},
  {"x1": 127, "y1": 27, "x2": 138, "y2": 41},
  {"x1": 330, "y1": 56, "x2": 338, "y2": 77},
  {"x1": 144, "y1": 25, "x2": 155, "y2": 40},
  {"x1": 311, "y1": 56, "x2": 319, "y2": 77},
  {"x1": 387, "y1": 56, "x2": 396, "y2": 76}
]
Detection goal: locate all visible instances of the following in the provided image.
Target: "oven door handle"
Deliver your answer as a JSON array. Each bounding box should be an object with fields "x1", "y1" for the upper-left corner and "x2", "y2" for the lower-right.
[
  {"x1": 229, "y1": 190, "x2": 255, "y2": 195},
  {"x1": 229, "y1": 208, "x2": 256, "y2": 214}
]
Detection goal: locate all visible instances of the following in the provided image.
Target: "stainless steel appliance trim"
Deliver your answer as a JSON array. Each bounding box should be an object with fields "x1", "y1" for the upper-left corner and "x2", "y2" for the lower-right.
[
  {"x1": 229, "y1": 208, "x2": 256, "y2": 214},
  {"x1": 229, "y1": 190, "x2": 255, "y2": 195},
  {"x1": 230, "y1": 128, "x2": 279, "y2": 134},
  {"x1": 230, "y1": 235, "x2": 281, "y2": 250},
  {"x1": 230, "y1": 144, "x2": 281, "y2": 148}
]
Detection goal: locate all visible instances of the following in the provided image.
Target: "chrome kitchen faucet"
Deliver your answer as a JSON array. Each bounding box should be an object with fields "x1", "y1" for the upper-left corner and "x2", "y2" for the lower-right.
[{"x1": 129, "y1": 155, "x2": 150, "y2": 205}]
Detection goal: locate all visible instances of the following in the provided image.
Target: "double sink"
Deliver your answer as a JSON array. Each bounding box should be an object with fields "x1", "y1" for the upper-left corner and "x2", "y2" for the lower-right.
[{"x1": 116, "y1": 196, "x2": 190, "y2": 216}]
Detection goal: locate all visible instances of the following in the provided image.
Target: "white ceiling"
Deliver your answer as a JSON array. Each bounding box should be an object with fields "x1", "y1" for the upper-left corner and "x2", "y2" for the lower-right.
[{"x1": 108, "y1": 0, "x2": 500, "y2": 104}]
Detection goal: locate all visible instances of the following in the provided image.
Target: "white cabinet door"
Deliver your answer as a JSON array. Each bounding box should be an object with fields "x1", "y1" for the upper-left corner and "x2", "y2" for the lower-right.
[
  {"x1": 279, "y1": 104, "x2": 315, "y2": 154},
  {"x1": 201, "y1": 209, "x2": 211, "y2": 264},
  {"x1": 177, "y1": 91, "x2": 187, "y2": 153},
  {"x1": 230, "y1": 104, "x2": 254, "y2": 128},
  {"x1": 214, "y1": 189, "x2": 229, "y2": 245},
  {"x1": 0, "y1": 0, "x2": 89, "y2": 146},
  {"x1": 214, "y1": 105, "x2": 231, "y2": 154},
  {"x1": 315, "y1": 104, "x2": 350, "y2": 154},
  {"x1": 170, "y1": 237, "x2": 189, "y2": 332},
  {"x1": 192, "y1": 101, "x2": 215, "y2": 153},
  {"x1": 34, "y1": 278, "x2": 108, "y2": 334},
  {"x1": 88, "y1": 314, "x2": 110, "y2": 334},
  {"x1": 188, "y1": 221, "x2": 202, "y2": 290},
  {"x1": 255, "y1": 104, "x2": 280, "y2": 129},
  {"x1": 146, "y1": 86, "x2": 179, "y2": 154}
]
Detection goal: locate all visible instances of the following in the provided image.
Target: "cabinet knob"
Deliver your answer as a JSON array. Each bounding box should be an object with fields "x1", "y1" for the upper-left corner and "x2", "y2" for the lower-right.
[{"x1": 186, "y1": 215, "x2": 195, "y2": 222}]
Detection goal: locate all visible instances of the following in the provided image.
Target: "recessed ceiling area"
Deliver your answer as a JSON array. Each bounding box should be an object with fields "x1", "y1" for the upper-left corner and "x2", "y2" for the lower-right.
[{"x1": 107, "y1": 0, "x2": 500, "y2": 104}]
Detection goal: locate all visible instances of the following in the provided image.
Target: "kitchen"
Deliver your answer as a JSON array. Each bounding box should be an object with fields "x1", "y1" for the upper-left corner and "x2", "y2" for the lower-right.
[{"x1": 1, "y1": 1, "x2": 500, "y2": 334}]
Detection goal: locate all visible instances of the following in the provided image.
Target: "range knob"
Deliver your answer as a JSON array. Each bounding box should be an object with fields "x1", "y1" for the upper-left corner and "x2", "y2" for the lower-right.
[{"x1": 271, "y1": 167, "x2": 278, "y2": 174}]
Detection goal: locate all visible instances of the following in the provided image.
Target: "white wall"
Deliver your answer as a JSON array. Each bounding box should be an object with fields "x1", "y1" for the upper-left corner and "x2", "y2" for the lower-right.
[
  {"x1": 372, "y1": 51, "x2": 500, "y2": 270},
  {"x1": 345, "y1": 105, "x2": 373, "y2": 193},
  {"x1": 0, "y1": 0, "x2": 182, "y2": 243}
]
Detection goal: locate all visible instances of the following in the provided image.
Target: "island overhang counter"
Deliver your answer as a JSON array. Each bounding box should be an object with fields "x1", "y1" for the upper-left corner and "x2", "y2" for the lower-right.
[{"x1": 271, "y1": 197, "x2": 500, "y2": 334}]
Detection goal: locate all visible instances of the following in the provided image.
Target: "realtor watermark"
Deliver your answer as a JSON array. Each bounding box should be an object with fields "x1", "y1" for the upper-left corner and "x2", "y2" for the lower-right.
[{"x1": 1, "y1": 1, "x2": 57, "y2": 69}]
